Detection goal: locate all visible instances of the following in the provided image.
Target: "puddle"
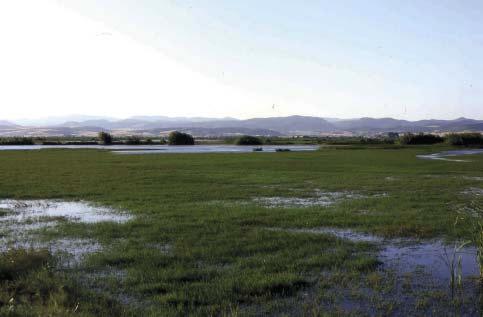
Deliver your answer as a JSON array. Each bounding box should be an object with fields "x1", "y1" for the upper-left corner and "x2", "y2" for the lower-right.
[
  {"x1": 146, "y1": 243, "x2": 173, "y2": 255},
  {"x1": 254, "y1": 190, "x2": 386, "y2": 208},
  {"x1": 417, "y1": 149, "x2": 483, "y2": 162},
  {"x1": 0, "y1": 237, "x2": 102, "y2": 267},
  {"x1": 266, "y1": 227, "x2": 479, "y2": 282},
  {"x1": 461, "y1": 187, "x2": 483, "y2": 197},
  {"x1": 0, "y1": 200, "x2": 132, "y2": 223},
  {"x1": 267, "y1": 227, "x2": 383, "y2": 243},
  {"x1": 462, "y1": 176, "x2": 483, "y2": 181},
  {"x1": 379, "y1": 241, "x2": 478, "y2": 281},
  {"x1": 0, "y1": 199, "x2": 132, "y2": 265}
]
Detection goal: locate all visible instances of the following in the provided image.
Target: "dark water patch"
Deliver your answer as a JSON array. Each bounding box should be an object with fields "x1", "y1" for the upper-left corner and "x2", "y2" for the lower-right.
[
  {"x1": 266, "y1": 226, "x2": 481, "y2": 315},
  {"x1": 266, "y1": 227, "x2": 479, "y2": 282}
]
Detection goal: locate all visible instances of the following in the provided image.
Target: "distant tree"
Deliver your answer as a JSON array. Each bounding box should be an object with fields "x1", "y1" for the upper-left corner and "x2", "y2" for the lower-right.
[
  {"x1": 0, "y1": 137, "x2": 35, "y2": 145},
  {"x1": 446, "y1": 133, "x2": 483, "y2": 146},
  {"x1": 399, "y1": 133, "x2": 444, "y2": 145},
  {"x1": 125, "y1": 135, "x2": 141, "y2": 145},
  {"x1": 98, "y1": 131, "x2": 113, "y2": 145},
  {"x1": 235, "y1": 135, "x2": 263, "y2": 145},
  {"x1": 168, "y1": 131, "x2": 194, "y2": 145}
]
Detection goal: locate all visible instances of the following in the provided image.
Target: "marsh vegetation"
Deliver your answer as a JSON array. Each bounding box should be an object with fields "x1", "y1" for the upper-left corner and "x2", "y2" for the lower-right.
[{"x1": 0, "y1": 145, "x2": 482, "y2": 315}]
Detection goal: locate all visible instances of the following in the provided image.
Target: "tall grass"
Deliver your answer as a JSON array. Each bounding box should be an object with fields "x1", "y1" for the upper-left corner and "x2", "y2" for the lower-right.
[{"x1": 459, "y1": 201, "x2": 483, "y2": 280}]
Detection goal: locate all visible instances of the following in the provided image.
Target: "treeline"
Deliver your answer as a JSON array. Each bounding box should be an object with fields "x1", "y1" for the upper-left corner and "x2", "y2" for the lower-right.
[
  {"x1": 445, "y1": 133, "x2": 483, "y2": 146},
  {"x1": 227, "y1": 135, "x2": 397, "y2": 145},
  {"x1": 231, "y1": 133, "x2": 483, "y2": 147},
  {"x1": 399, "y1": 132, "x2": 483, "y2": 146},
  {"x1": 0, "y1": 137, "x2": 35, "y2": 145},
  {"x1": 0, "y1": 132, "x2": 482, "y2": 147},
  {"x1": 399, "y1": 133, "x2": 444, "y2": 145}
]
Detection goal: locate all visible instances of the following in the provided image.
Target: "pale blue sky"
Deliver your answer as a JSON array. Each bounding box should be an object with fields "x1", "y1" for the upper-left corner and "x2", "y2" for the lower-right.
[{"x1": 1, "y1": 1, "x2": 482, "y2": 119}]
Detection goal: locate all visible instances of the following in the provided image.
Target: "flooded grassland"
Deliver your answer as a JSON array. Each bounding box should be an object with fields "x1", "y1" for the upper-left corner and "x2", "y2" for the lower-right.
[{"x1": 0, "y1": 146, "x2": 482, "y2": 316}]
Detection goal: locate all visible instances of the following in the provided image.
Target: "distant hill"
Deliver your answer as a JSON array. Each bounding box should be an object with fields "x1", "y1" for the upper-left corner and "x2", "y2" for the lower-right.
[
  {"x1": 1, "y1": 115, "x2": 482, "y2": 137},
  {"x1": 57, "y1": 115, "x2": 335, "y2": 135},
  {"x1": 330, "y1": 117, "x2": 483, "y2": 133},
  {"x1": 332, "y1": 117, "x2": 412, "y2": 131},
  {"x1": 0, "y1": 120, "x2": 17, "y2": 128}
]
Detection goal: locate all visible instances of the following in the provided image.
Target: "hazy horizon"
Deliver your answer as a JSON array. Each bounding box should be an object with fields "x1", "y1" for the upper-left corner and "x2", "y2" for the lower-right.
[
  {"x1": 3, "y1": 113, "x2": 483, "y2": 127},
  {"x1": 1, "y1": 1, "x2": 482, "y2": 121}
]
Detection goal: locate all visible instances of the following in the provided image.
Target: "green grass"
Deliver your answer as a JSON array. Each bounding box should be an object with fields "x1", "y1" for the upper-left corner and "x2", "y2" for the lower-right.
[{"x1": 0, "y1": 145, "x2": 482, "y2": 315}]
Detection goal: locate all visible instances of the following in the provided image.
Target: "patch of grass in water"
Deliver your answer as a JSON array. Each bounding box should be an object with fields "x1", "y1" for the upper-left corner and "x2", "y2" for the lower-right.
[
  {"x1": 0, "y1": 249, "x2": 136, "y2": 316},
  {"x1": 0, "y1": 209, "x2": 9, "y2": 218}
]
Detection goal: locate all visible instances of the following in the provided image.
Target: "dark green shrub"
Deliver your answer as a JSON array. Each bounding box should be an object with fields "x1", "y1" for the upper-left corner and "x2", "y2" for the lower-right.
[
  {"x1": 446, "y1": 133, "x2": 483, "y2": 146},
  {"x1": 399, "y1": 133, "x2": 444, "y2": 145},
  {"x1": 235, "y1": 135, "x2": 263, "y2": 145},
  {"x1": 0, "y1": 137, "x2": 35, "y2": 145},
  {"x1": 125, "y1": 136, "x2": 142, "y2": 145},
  {"x1": 168, "y1": 131, "x2": 195, "y2": 145},
  {"x1": 98, "y1": 132, "x2": 113, "y2": 145}
]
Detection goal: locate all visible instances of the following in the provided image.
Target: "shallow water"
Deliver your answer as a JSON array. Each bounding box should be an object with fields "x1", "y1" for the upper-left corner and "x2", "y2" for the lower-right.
[
  {"x1": 0, "y1": 200, "x2": 132, "y2": 223},
  {"x1": 461, "y1": 187, "x2": 483, "y2": 197},
  {"x1": 0, "y1": 144, "x2": 318, "y2": 154},
  {"x1": 0, "y1": 200, "x2": 131, "y2": 265},
  {"x1": 268, "y1": 226, "x2": 479, "y2": 282},
  {"x1": 255, "y1": 190, "x2": 386, "y2": 208},
  {"x1": 0, "y1": 238, "x2": 102, "y2": 266},
  {"x1": 380, "y1": 241, "x2": 479, "y2": 281},
  {"x1": 417, "y1": 149, "x2": 483, "y2": 162},
  {"x1": 267, "y1": 227, "x2": 383, "y2": 243}
]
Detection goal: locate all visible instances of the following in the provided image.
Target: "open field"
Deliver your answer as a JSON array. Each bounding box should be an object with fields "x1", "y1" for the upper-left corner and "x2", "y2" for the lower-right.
[{"x1": 0, "y1": 146, "x2": 482, "y2": 316}]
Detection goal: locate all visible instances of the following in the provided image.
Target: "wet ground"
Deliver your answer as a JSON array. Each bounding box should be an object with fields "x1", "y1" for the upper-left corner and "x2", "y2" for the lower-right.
[
  {"x1": 0, "y1": 200, "x2": 132, "y2": 265},
  {"x1": 417, "y1": 149, "x2": 483, "y2": 162},
  {"x1": 268, "y1": 226, "x2": 481, "y2": 316},
  {"x1": 0, "y1": 197, "x2": 481, "y2": 314},
  {"x1": 254, "y1": 189, "x2": 387, "y2": 208}
]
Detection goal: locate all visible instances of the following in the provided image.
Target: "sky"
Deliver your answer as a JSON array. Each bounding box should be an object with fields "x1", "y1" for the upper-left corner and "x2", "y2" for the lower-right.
[{"x1": 0, "y1": 0, "x2": 482, "y2": 121}]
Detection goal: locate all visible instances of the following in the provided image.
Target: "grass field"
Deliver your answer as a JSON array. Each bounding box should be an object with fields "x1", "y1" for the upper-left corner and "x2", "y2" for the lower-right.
[{"x1": 0, "y1": 146, "x2": 482, "y2": 316}]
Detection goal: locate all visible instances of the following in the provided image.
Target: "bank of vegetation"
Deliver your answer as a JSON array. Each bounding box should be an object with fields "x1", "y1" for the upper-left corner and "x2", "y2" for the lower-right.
[{"x1": 0, "y1": 132, "x2": 481, "y2": 147}]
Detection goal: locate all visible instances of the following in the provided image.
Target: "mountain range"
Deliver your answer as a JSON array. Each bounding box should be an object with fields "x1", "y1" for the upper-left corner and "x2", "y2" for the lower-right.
[{"x1": 0, "y1": 116, "x2": 482, "y2": 137}]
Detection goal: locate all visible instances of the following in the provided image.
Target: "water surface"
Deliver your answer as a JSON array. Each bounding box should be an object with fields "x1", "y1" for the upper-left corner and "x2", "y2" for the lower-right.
[
  {"x1": 417, "y1": 149, "x2": 483, "y2": 162},
  {"x1": 0, "y1": 144, "x2": 318, "y2": 154}
]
